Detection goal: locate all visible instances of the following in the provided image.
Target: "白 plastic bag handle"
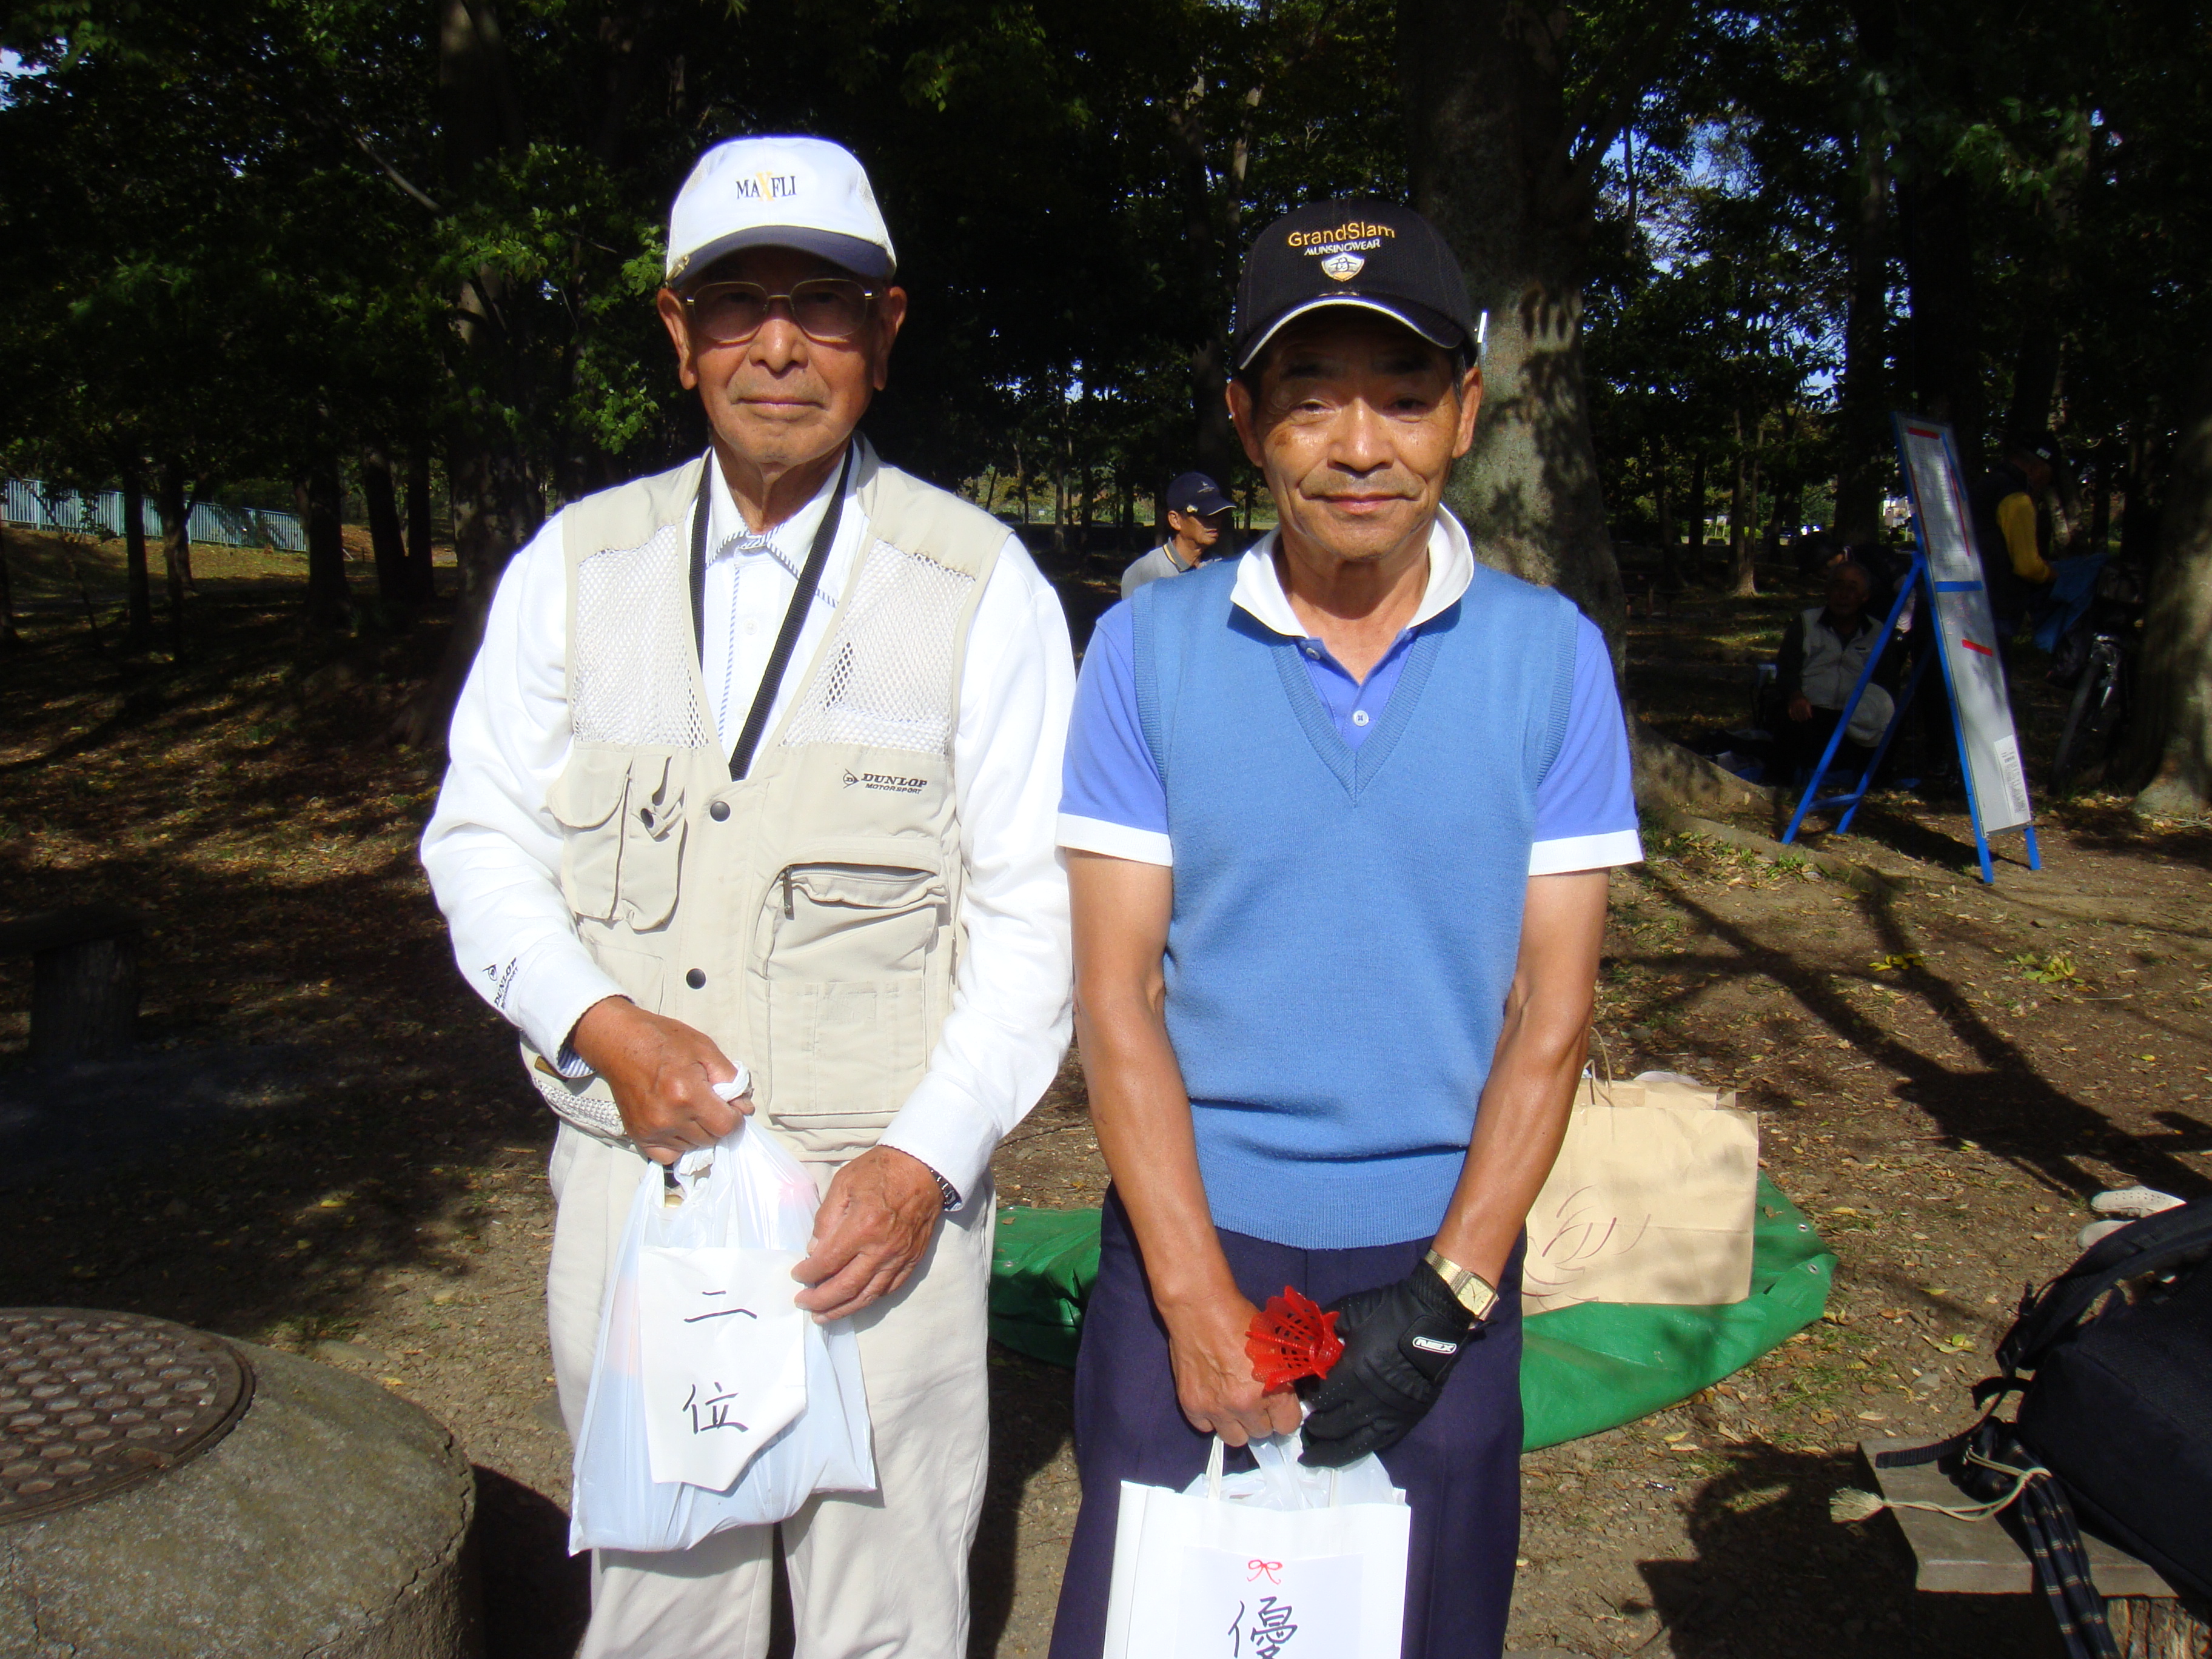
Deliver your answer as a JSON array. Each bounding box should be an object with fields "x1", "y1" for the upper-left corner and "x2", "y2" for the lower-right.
[{"x1": 1205, "y1": 1433, "x2": 1341, "y2": 1509}]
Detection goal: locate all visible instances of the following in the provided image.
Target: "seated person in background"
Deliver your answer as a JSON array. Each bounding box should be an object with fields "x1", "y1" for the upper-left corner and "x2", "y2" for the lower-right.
[
  {"x1": 1775, "y1": 559, "x2": 1897, "y2": 778},
  {"x1": 1121, "y1": 471, "x2": 1235, "y2": 597}
]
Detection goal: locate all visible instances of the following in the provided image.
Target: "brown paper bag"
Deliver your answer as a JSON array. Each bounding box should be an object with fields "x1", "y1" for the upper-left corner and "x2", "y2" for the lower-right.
[{"x1": 1519, "y1": 1073, "x2": 1759, "y2": 1315}]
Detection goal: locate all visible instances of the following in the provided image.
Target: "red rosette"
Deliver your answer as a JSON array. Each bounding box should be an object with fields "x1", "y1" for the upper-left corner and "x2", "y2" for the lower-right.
[{"x1": 1245, "y1": 1285, "x2": 1344, "y2": 1392}]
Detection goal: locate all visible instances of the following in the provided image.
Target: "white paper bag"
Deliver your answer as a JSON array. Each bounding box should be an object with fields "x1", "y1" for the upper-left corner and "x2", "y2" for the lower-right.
[
  {"x1": 1103, "y1": 1433, "x2": 1410, "y2": 1659},
  {"x1": 568, "y1": 1125, "x2": 875, "y2": 1554}
]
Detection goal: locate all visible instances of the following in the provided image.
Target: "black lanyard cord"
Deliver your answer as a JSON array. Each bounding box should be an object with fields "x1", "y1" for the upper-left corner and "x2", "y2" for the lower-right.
[{"x1": 688, "y1": 445, "x2": 853, "y2": 782}]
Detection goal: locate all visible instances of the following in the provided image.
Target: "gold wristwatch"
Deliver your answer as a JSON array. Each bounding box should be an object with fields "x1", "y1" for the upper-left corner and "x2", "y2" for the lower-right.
[{"x1": 1423, "y1": 1248, "x2": 1500, "y2": 1322}]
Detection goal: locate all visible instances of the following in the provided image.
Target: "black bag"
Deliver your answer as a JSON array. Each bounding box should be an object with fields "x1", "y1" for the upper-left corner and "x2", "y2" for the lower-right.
[{"x1": 1879, "y1": 1198, "x2": 2212, "y2": 1657}]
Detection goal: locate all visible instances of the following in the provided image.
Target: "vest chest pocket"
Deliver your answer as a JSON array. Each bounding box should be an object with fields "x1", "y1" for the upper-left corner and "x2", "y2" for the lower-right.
[
  {"x1": 764, "y1": 864, "x2": 946, "y2": 1124},
  {"x1": 549, "y1": 749, "x2": 687, "y2": 931}
]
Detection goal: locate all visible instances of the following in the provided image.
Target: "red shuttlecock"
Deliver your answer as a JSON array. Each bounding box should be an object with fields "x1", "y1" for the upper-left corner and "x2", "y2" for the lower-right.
[{"x1": 1245, "y1": 1286, "x2": 1344, "y2": 1391}]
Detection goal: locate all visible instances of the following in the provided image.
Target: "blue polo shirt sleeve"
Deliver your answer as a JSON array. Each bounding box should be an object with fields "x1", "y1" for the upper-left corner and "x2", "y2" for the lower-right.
[
  {"x1": 1058, "y1": 603, "x2": 1174, "y2": 865},
  {"x1": 1059, "y1": 603, "x2": 1641, "y2": 873},
  {"x1": 1530, "y1": 615, "x2": 1642, "y2": 874}
]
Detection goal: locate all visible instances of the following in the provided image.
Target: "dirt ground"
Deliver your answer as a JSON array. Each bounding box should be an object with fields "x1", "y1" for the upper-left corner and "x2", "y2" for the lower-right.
[{"x1": 2, "y1": 529, "x2": 2207, "y2": 1657}]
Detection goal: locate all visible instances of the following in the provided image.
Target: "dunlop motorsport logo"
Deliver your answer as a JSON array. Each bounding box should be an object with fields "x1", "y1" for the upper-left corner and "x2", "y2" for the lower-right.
[
  {"x1": 843, "y1": 769, "x2": 928, "y2": 794},
  {"x1": 1289, "y1": 218, "x2": 1396, "y2": 282}
]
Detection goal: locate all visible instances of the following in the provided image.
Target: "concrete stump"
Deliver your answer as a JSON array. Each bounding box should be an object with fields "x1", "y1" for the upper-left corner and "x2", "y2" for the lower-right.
[{"x1": 0, "y1": 1341, "x2": 482, "y2": 1658}]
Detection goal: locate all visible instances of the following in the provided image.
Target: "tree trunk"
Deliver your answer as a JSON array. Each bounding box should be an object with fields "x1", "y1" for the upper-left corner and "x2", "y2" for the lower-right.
[
  {"x1": 1687, "y1": 448, "x2": 1706, "y2": 581},
  {"x1": 1653, "y1": 435, "x2": 1676, "y2": 586},
  {"x1": 1834, "y1": 53, "x2": 1893, "y2": 550},
  {"x1": 2123, "y1": 344, "x2": 2212, "y2": 817},
  {"x1": 404, "y1": 447, "x2": 436, "y2": 602},
  {"x1": 0, "y1": 521, "x2": 16, "y2": 653},
  {"x1": 1399, "y1": 0, "x2": 1625, "y2": 659},
  {"x1": 121, "y1": 466, "x2": 153, "y2": 651},
  {"x1": 2003, "y1": 110, "x2": 2087, "y2": 442},
  {"x1": 1400, "y1": 0, "x2": 1761, "y2": 811},
  {"x1": 155, "y1": 460, "x2": 192, "y2": 654},
  {"x1": 361, "y1": 446, "x2": 411, "y2": 616},
  {"x1": 1897, "y1": 164, "x2": 1983, "y2": 476},
  {"x1": 1727, "y1": 412, "x2": 1757, "y2": 597},
  {"x1": 2089, "y1": 447, "x2": 2112, "y2": 552},
  {"x1": 1167, "y1": 78, "x2": 1248, "y2": 486},
  {"x1": 300, "y1": 459, "x2": 352, "y2": 629},
  {"x1": 392, "y1": 0, "x2": 531, "y2": 745}
]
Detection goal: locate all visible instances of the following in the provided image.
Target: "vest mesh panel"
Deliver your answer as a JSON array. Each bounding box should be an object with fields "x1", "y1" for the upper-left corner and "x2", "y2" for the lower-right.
[
  {"x1": 572, "y1": 526, "x2": 712, "y2": 749},
  {"x1": 780, "y1": 540, "x2": 974, "y2": 756}
]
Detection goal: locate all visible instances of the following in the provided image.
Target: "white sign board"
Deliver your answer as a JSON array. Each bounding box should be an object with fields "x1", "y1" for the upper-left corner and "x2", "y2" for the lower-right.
[{"x1": 1892, "y1": 420, "x2": 2035, "y2": 834}]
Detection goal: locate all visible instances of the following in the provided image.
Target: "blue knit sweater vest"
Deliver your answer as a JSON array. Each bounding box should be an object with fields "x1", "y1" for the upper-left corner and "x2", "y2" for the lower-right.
[{"x1": 1132, "y1": 556, "x2": 1580, "y2": 1248}]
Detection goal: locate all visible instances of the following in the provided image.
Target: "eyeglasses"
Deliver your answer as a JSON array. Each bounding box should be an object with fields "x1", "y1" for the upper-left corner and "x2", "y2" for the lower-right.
[{"x1": 682, "y1": 278, "x2": 877, "y2": 345}]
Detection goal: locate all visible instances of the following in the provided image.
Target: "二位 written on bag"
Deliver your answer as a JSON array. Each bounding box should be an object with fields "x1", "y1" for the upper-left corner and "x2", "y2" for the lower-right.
[{"x1": 568, "y1": 1124, "x2": 875, "y2": 1554}]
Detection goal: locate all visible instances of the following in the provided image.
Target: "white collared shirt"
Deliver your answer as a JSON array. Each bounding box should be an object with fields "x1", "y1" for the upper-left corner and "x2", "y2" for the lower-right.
[
  {"x1": 1223, "y1": 509, "x2": 1477, "y2": 638},
  {"x1": 423, "y1": 443, "x2": 1076, "y2": 1202}
]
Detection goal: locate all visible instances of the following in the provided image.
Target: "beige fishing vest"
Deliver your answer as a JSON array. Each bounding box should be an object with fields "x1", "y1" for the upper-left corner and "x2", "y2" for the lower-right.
[{"x1": 519, "y1": 440, "x2": 1004, "y2": 1164}]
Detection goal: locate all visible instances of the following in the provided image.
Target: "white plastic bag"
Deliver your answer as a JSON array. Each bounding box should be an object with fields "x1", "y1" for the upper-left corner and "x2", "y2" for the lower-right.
[
  {"x1": 1103, "y1": 1432, "x2": 1410, "y2": 1659},
  {"x1": 568, "y1": 1125, "x2": 875, "y2": 1554}
]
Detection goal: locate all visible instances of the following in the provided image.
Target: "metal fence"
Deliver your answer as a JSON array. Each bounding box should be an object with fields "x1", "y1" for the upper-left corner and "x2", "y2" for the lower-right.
[{"x1": 3, "y1": 478, "x2": 307, "y2": 552}]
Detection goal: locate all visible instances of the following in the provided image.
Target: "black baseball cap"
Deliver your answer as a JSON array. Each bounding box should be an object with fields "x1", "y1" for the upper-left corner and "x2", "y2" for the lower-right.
[
  {"x1": 1231, "y1": 198, "x2": 1478, "y2": 372},
  {"x1": 1167, "y1": 472, "x2": 1233, "y2": 517},
  {"x1": 2008, "y1": 430, "x2": 2073, "y2": 476}
]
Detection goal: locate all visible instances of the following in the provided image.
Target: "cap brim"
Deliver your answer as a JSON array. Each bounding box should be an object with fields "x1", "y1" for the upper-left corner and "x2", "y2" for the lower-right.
[
  {"x1": 1182, "y1": 491, "x2": 1233, "y2": 515},
  {"x1": 671, "y1": 224, "x2": 895, "y2": 286},
  {"x1": 1236, "y1": 294, "x2": 1465, "y2": 370}
]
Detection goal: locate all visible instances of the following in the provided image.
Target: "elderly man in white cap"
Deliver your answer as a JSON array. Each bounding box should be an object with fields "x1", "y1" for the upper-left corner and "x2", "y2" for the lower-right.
[{"x1": 422, "y1": 135, "x2": 1075, "y2": 1657}]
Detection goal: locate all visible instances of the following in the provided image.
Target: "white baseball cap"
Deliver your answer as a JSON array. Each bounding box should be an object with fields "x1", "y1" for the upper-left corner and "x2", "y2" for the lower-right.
[{"x1": 665, "y1": 135, "x2": 897, "y2": 287}]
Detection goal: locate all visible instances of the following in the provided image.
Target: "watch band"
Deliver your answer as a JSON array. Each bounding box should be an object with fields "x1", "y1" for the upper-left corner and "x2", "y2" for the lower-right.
[{"x1": 1423, "y1": 1248, "x2": 1500, "y2": 1322}]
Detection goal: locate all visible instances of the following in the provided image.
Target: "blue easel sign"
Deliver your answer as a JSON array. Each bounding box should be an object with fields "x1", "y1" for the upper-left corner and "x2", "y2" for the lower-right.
[{"x1": 1781, "y1": 414, "x2": 2040, "y2": 883}]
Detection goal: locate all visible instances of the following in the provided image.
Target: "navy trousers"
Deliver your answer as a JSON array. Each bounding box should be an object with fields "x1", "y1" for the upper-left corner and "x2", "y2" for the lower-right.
[{"x1": 1047, "y1": 1189, "x2": 1523, "y2": 1659}]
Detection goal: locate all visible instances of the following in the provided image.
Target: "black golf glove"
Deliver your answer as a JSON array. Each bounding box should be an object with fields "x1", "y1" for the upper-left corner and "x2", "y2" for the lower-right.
[{"x1": 1298, "y1": 1262, "x2": 1476, "y2": 1469}]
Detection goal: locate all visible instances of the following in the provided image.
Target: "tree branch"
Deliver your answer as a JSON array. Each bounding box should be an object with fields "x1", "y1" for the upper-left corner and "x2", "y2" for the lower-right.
[
  {"x1": 1557, "y1": 0, "x2": 1697, "y2": 183},
  {"x1": 349, "y1": 127, "x2": 443, "y2": 213}
]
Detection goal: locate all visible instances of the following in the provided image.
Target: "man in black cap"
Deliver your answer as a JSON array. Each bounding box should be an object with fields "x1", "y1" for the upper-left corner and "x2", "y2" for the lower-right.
[
  {"x1": 1050, "y1": 198, "x2": 1637, "y2": 1658},
  {"x1": 1119, "y1": 471, "x2": 1236, "y2": 597}
]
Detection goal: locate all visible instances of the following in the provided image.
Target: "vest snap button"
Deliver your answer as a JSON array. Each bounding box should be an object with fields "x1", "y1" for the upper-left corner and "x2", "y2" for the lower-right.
[
  {"x1": 709, "y1": 800, "x2": 730, "y2": 822},
  {"x1": 685, "y1": 968, "x2": 706, "y2": 990}
]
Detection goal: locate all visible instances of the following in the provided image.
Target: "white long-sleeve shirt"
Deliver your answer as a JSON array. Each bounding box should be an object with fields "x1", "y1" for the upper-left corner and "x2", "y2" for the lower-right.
[{"x1": 421, "y1": 444, "x2": 1076, "y2": 1204}]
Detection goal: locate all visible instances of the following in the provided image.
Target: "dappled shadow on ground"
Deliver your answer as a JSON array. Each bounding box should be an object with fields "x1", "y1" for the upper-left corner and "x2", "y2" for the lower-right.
[
  {"x1": 1636, "y1": 1443, "x2": 1911, "y2": 1656},
  {"x1": 1638, "y1": 874, "x2": 2211, "y2": 1207},
  {"x1": 0, "y1": 593, "x2": 565, "y2": 1398},
  {"x1": 1640, "y1": 1443, "x2": 2066, "y2": 1657},
  {"x1": 2048, "y1": 797, "x2": 2212, "y2": 873}
]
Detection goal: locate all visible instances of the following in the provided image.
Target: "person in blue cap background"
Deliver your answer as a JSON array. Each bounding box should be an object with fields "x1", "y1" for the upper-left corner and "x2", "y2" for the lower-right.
[
  {"x1": 1048, "y1": 196, "x2": 1641, "y2": 1659},
  {"x1": 1120, "y1": 471, "x2": 1238, "y2": 597}
]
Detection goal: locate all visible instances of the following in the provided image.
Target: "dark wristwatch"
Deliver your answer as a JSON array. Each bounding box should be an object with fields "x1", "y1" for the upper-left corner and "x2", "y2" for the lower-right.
[
  {"x1": 1422, "y1": 1247, "x2": 1500, "y2": 1322},
  {"x1": 927, "y1": 1167, "x2": 961, "y2": 1213}
]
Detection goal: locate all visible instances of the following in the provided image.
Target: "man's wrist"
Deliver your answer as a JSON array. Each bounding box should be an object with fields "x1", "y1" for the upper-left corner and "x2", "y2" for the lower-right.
[{"x1": 1420, "y1": 1248, "x2": 1498, "y2": 1324}]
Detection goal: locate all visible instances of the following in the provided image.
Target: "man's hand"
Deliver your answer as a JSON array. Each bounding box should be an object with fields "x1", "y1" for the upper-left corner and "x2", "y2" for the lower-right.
[
  {"x1": 1788, "y1": 694, "x2": 1814, "y2": 722},
  {"x1": 792, "y1": 1146, "x2": 943, "y2": 1323},
  {"x1": 1300, "y1": 1264, "x2": 1475, "y2": 1467},
  {"x1": 1160, "y1": 1289, "x2": 1304, "y2": 1447},
  {"x1": 568, "y1": 996, "x2": 749, "y2": 1166}
]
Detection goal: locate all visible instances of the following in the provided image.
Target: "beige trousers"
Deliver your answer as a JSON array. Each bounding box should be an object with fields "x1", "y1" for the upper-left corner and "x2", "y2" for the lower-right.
[{"x1": 546, "y1": 1125, "x2": 995, "y2": 1659}]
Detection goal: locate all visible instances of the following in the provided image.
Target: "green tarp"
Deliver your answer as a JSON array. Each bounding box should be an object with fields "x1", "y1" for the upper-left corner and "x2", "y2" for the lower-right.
[{"x1": 988, "y1": 1176, "x2": 1835, "y2": 1451}]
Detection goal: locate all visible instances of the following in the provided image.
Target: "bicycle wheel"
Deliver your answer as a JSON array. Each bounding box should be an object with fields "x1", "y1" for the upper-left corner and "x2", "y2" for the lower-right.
[{"x1": 2051, "y1": 646, "x2": 2117, "y2": 798}]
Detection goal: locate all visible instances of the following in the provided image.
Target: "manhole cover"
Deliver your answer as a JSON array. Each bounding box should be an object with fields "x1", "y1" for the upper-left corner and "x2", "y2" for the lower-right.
[{"x1": 0, "y1": 1309, "x2": 253, "y2": 1523}]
